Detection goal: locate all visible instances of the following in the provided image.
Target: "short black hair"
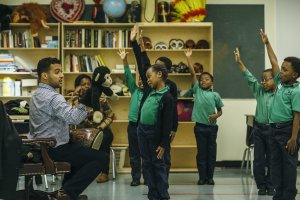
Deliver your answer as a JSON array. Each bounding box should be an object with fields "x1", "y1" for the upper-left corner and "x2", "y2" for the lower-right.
[
  {"x1": 156, "y1": 57, "x2": 172, "y2": 70},
  {"x1": 199, "y1": 72, "x2": 214, "y2": 82},
  {"x1": 37, "y1": 57, "x2": 60, "y2": 81},
  {"x1": 263, "y1": 68, "x2": 272, "y2": 73},
  {"x1": 150, "y1": 64, "x2": 168, "y2": 81},
  {"x1": 263, "y1": 68, "x2": 273, "y2": 76},
  {"x1": 284, "y1": 56, "x2": 300, "y2": 78},
  {"x1": 74, "y1": 74, "x2": 92, "y2": 88}
]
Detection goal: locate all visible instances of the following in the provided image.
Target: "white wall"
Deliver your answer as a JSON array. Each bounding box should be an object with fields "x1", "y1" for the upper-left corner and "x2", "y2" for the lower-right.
[
  {"x1": 276, "y1": 0, "x2": 300, "y2": 62},
  {"x1": 3, "y1": 0, "x2": 279, "y2": 161}
]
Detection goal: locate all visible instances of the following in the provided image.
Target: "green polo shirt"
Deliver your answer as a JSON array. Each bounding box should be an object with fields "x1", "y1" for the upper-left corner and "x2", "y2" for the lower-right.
[
  {"x1": 242, "y1": 70, "x2": 274, "y2": 124},
  {"x1": 124, "y1": 66, "x2": 143, "y2": 122},
  {"x1": 270, "y1": 72, "x2": 300, "y2": 123},
  {"x1": 140, "y1": 86, "x2": 169, "y2": 125},
  {"x1": 191, "y1": 83, "x2": 224, "y2": 126}
]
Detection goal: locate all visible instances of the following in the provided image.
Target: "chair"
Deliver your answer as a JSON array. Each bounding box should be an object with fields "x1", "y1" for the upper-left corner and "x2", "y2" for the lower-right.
[
  {"x1": 110, "y1": 148, "x2": 117, "y2": 179},
  {"x1": 18, "y1": 137, "x2": 71, "y2": 200},
  {"x1": 241, "y1": 114, "x2": 255, "y2": 176},
  {"x1": 110, "y1": 145, "x2": 128, "y2": 180},
  {"x1": 12, "y1": 117, "x2": 50, "y2": 190}
]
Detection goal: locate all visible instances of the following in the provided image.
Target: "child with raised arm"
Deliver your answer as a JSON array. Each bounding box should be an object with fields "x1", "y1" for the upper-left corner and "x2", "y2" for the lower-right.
[
  {"x1": 184, "y1": 48, "x2": 223, "y2": 185},
  {"x1": 234, "y1": 48, "x2": 275, "y2": 195},
  {"x1": 261, "y1": 29, "x2": 300, "y2": 200},
  {"x1": 117, "y1": 48, "x2": 145, "y2": 186},
  {"x1": 130, "y1": 26, "x2": 174, "y2": 200},
  {"x1": 130, "y1": 26, "x2": 178, "y2": 179}
]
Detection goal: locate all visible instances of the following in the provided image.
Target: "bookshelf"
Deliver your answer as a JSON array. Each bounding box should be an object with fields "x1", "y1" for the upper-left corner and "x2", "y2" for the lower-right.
[
  {"x1": 0, "y1": 23, "x2": 60, "y2": 103},
  {"x1": 61, "y1": 22, "x2": 213, "y2": 172}
]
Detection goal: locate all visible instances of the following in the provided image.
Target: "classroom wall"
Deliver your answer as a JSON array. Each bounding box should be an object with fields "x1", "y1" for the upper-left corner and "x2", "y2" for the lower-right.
[
  {"x1": 2, "y1": 0, "x2": 281, "y2": 161},
  {"x1": 276, "y1": 0, "x2": 300, "y2": 63}
]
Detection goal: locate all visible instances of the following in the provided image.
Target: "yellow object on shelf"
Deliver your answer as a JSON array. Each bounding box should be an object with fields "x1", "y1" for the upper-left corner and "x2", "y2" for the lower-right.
[{"x1": 2, "y1": 77, "x2": 15, "y2": 96}]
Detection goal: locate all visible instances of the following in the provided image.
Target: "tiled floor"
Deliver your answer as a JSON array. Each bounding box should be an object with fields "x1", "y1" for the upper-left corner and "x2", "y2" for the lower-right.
[{"x1": 19, "y1": 168, "x2": 300, "y2": 200}]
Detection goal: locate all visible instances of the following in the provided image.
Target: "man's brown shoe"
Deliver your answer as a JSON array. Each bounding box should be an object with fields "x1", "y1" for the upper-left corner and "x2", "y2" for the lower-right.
[{"x1": 96, "y1": 173, "x2": 109, "y2": 183}]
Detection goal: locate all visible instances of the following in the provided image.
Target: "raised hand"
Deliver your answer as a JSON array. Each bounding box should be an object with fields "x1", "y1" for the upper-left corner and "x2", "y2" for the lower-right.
[
  {"x1": 184, "y1": 48, "x2": 192, "y2": 57},
  {"x1": 260, "y1": 29, "x2": 269, "y2": 44},
  {"x1": 117, "y1": 48, "x2": 129, "y2": 60},
  {"x1": 138, "y1": 30, "x2": 147, "y2": 52},
  {"x1": 130, "y1": 25, "x2": 138, "y2": 41},
  {"x1": 233, "y1": 48, "x2": 242, "y2": 63}
]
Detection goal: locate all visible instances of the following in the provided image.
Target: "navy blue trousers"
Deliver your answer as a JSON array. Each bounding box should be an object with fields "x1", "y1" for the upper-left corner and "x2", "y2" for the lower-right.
[
  {"x1": 127, "y1": 121, "x2": 145, "y2": 181},
  {"x1": 194, "y1": 123, "x2": 218, "y2": 181},
  {"x1": 138, "y1": 123, "x2": 169, "y2": 200},
  {"x1": 252, "y1": 124, "x2": 273, "y2": 190},
  {"x1": 270, "y1": 123, "x2": 298, "y2": 200}
]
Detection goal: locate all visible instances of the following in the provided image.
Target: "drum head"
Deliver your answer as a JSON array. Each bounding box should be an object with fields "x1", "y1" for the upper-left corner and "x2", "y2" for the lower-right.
[{"x1": 91, "y1": 130, "x2": 104, "y2": 150}]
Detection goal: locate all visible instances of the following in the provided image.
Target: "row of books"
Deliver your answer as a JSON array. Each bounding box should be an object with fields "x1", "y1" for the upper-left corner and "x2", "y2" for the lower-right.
[
  {"x1": 64, "y1": 54, "x2": 106, "y2": 73},
  {"x1": 64, "y1": 54, "x2": 136, "y2": 73},
  {"x1": 65, "y1": 29, "x2": 131, "y2": 48},
  {"x1": 0, "y1": 29, "x2": 58, "y2": 48},
  {"x1": 0, "y1": 78, "x2": 37, "y2": 96}
]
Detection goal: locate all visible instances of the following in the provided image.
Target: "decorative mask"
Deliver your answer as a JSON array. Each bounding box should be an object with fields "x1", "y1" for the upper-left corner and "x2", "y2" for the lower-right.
[
  {"x1": 196, "y1": 39, "x2": 209, "y2": 49},
  {"x1": 169, "y1": 39, "x2": 184, "y2": 49},
  {"x1": 174, "y1": 62, "x2": 189, "y2": 73},
  {"x1": 193, "y1": 62, "x2": 204, "y2": 73},
  {"x1": 154, "y1": 42, "x2": 168, "y2": 50},
  {"x1": 185, "y1": 39, "x2": 195, "y2": 49},
  {"x1": 142, "y1": 36, "x2": 152, "y2": 49}
]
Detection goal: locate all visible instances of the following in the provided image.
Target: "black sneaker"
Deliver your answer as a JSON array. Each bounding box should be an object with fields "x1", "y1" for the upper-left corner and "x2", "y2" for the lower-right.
[
  {"x1": 267, "y1": 189, "x2": 275, "y2": 196},
  {"x1": 130, "y1": 180, "x2": 140, "y2": 186},
  {"x1": 258, "y1": 188, "x2": 267, "y2": 195},
  {"x1": 207, "y1": 179, "x2": 215, "y2": 185},
  {"x1": 197, "y1": 179, "x2": 206, "y2": 185}
]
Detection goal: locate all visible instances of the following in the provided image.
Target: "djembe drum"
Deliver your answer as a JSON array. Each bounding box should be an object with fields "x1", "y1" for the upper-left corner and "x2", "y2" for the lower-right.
[{"x1": 70, "y1": 128, "x2": 103, "y2": 150}]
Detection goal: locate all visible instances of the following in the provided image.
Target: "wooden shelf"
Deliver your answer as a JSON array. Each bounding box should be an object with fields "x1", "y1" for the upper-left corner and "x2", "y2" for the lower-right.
[
  {"x1": 178, "y1": 97, "x2": 193, "y2": 100},
  {"x1": 63, "y1": 23, "x2": 135, "y2": 27},
  {"x1": 0, "y1": 72, "x2": 33, "y2": 75},
  {"x1": 113, "y1": 120, "x2": 129, "y2": 123},
  {"x1": 9, "y1": 23, "x2": 59, "y2": 27},
  {"x1": 178, "y1": 121, "x2": 195, "y2": 124},
  {"x1": 171, "y1": 145, "x2": 196, "y2": 148},
  {"x1": 146, "y1": 49, "x2": 211, "y2": 52},
  {"x1": 0, "y1": 96, "x2": 31, "y2": 98},
  {"x1": 0, "y1": 48, "x2": 58, "y2": 51},
  {"x1": 9, "y1": 115, "x2": 29, "y2": 120},
  {"x1": 63, "y1": 72, "x2": 136, "y2": 75},
  {"x1": 63, "y1": 47, "x2": 132, "y2": 51}
]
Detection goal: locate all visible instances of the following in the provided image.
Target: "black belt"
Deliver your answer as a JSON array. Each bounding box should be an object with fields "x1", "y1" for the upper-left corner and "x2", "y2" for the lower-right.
[
  {"x1": 129, "y1": 121, "x2": 138, "y2": 126},
  {"x1": 254, "y1": 122, "x2": 270, "y2": 129},
  {"x1": 270, "y1": 121, "x2": 293, "y2": 129},
  {"x1": 196, "y1": 122, "x2": 215, "y2": 127}
]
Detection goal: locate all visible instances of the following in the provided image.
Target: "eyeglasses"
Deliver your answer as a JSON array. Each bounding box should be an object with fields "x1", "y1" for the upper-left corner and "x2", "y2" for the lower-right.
[{"x1": 261, "y1": 77, "x2": 273, "y2": 83}]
